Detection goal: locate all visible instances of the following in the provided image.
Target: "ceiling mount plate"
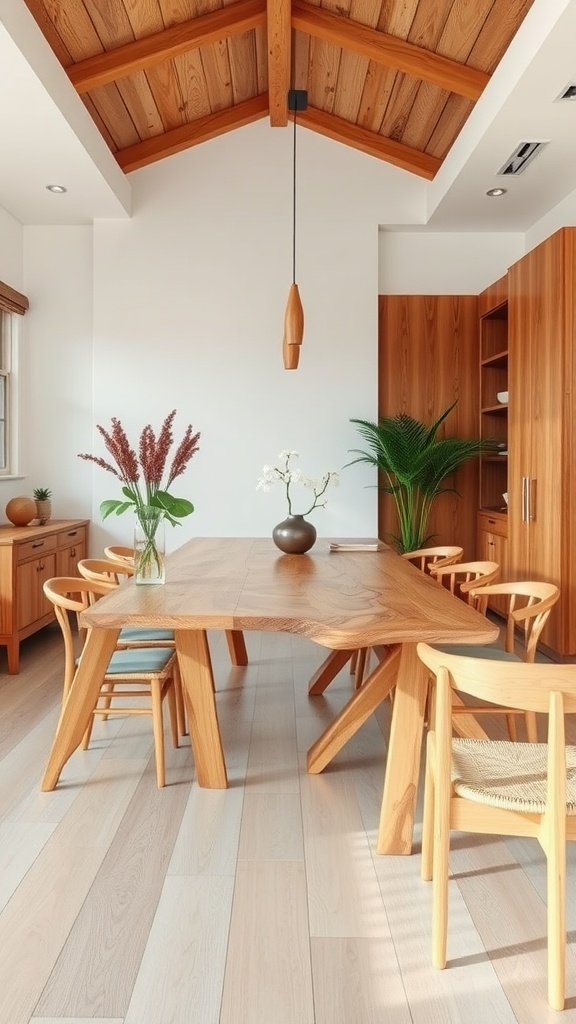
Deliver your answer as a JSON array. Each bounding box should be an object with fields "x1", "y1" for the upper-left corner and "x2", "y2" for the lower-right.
[{"x1": 288, "y1": 90, "x2": 308, "y2": 112}]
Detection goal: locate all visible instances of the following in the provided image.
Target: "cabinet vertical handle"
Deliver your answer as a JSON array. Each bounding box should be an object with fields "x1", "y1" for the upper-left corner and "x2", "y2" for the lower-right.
[
  {"x1": 528, "y1": 478, "x2": 536, "y2": 522},
  {"x1": 522, "y1": 477, "x2": 528, "y2": 523}
]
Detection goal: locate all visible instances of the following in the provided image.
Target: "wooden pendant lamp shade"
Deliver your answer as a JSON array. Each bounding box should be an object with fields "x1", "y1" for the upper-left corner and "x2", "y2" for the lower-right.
[{"x1": 283, "y1": 90, "x2": 308, "y2": 370}]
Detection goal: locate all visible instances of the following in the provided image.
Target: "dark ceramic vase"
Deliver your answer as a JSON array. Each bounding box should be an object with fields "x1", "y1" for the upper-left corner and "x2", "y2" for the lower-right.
[{"x1": 272, "y1": 514, "x2": 317, "y2": 554}]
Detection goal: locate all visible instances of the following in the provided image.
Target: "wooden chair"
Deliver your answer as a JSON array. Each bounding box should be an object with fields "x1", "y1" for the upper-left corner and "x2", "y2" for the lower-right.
[
  {"x1": 429, "y1": 560, "x2": 500, "y2": 607},
  {"x1": 77, "y1": 556, "x2": 134, "y2": 584},
  {"x1": 402, "y1": 545, "x2": 464, "y2": 575},
  {"x1": 77, "y1": 556, "x2": 186, "y2": 734},
  {"x1": 349, "y1": 545, "x2": 465, "y2": 688},
  {"x1": 101, "y1": 548, "x2": 248, "y2": 671},
  {"x1": 416, "y1": 642, "x2": 576, "y2": 1011},
  {"x1": 103, "y1": 544, "x2": 135, "y2": 566},
  {"x1": 77, "y1": 557, "x2": 175, "y2": 647},
  {"x1": 43, "y1": 577, "x2": 179, "y2": 787},
  {"x1": 437, "y1": 581, "x2": 560, "y2": 741}
]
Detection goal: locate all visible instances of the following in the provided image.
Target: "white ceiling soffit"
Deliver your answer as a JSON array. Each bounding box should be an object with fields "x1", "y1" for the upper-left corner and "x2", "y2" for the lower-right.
[
  {"x1": 425, "y1": 0, "x2": 576, "y2": 231},
  {"x1": 0, "y1": 3, "x2": 131, "y2": 226}
]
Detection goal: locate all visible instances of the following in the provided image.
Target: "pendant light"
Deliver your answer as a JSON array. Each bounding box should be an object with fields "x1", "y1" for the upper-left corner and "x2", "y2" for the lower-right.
[{"x1": 283, "y1": 89, "x2": 308, "y2": 370}]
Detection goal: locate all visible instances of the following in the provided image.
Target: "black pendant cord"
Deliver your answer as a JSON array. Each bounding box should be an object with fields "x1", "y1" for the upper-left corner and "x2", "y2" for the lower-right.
[{"x1": 292, "y1": 106, "x2": 297, "y2": 286}]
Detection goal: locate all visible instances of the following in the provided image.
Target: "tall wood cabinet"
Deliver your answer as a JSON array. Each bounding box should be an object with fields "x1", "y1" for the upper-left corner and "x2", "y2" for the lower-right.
[
  {"x1": 378, "y1": 294, "x2": 480, "y2": 558},
  {"x1": 0, "y1": 519, "x2": 88, "y2": 673},
  {"x1": 507, "y1": 227, "x2": 576, "y2": 657},
  {"x1": 477, "y1": 276, "x2": 509, "y2": 617}
]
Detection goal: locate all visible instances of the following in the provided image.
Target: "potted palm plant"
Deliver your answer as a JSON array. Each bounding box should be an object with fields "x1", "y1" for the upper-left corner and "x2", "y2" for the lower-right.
[{"x1": 348, "y1": 401, "x2": 497, "y2": 553}]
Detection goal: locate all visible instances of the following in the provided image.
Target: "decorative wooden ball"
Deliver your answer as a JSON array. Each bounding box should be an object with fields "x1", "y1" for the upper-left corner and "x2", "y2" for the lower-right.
[{"x1": 6, "y1": 496, "x2": 37, "y2": 527}]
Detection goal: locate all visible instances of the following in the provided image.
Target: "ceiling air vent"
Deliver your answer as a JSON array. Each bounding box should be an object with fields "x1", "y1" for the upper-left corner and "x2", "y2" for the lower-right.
[{"x1": 497, "y1": 141, "x2": 549, "y2": 176}]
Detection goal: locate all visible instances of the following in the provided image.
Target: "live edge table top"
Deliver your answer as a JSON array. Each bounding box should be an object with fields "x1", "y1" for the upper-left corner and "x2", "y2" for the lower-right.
[{"x1": 81, "y1": 536, "x2": 499, "y2": 650}]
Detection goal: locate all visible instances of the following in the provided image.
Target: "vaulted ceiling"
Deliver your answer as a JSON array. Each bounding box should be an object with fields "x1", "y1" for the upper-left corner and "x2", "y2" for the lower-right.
[{"x1": 22, "y1": 0, "x2": 535, "y2": 179}]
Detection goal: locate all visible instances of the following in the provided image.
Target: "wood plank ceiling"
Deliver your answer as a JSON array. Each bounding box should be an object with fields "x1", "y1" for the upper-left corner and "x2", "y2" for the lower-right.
[{"x1": 24, "y1": 0, "x2": 535, "y2": 177}]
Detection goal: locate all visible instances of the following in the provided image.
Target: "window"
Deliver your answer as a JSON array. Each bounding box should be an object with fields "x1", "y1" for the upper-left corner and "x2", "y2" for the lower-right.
[
  {"x1": 0, "y1": 309, "x2": 10, "y2": 472},
  {"x1": 0, "y1": 279, "x2": 28, "y2": 477}
]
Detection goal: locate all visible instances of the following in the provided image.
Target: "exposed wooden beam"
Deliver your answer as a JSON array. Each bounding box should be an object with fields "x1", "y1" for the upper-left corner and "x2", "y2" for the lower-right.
[
  {"x1": 299, "y1": 106, "x2": 441, "y2": 179},
  {"x1": 116, "y1": 95, "x2": 269, "y2": 173},
  {"x1": 267, "y1": 0, "x2": 291, "y2": 126},
  {"x1": 291, "y1": 0, "x2": 489, "y2": 102},
  {"x1": 68, "y1": 0, "x2": 267, "y2": 93}
]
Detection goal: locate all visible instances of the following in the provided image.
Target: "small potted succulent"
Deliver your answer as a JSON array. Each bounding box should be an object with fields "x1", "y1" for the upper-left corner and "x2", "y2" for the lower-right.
[{"x1": 33, "y1": 487, "x2": 52, "y2": 525}]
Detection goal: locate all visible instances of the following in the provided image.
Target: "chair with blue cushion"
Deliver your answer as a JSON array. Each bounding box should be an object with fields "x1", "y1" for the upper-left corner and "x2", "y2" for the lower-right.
[
  {"x1": 43, "y1": 576, "x2": 179, "y2": 787},
  {"x1": 434, "y1": 580, "x2": 560, "y2": 740}
]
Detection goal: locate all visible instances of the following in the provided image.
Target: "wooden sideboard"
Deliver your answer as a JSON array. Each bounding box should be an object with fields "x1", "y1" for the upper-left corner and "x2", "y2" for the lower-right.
[{"x1": 0, "y1": 518, "x2": 88, "y2": 673}]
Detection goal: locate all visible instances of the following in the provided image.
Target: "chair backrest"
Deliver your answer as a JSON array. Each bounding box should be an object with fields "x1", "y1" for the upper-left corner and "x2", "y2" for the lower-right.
[
  {"x1": 43, "y1": 577, "x2": 114, "y2": 695},
  {"x1": 103, "y1": 545, "x2": 135, "y2": 566},
  {"x1": 417, "y1": 641, "x2": 576, "y2": 716},
  {"x1": 402, "y1": 546, "x2": 464, "y2": 575},
  {"x1": 468, "y1": 580, "x2": 560, "y2": 661},
  {"x1": 429, "y1": 560, "x2": 500, "y2": 608},
  {"x1": 77, "y1": 557, "x2": 134, "y2": 586}
]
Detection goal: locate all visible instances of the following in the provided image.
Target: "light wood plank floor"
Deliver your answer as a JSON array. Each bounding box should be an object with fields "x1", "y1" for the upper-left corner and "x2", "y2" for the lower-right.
[{"x1": 1, "y1": 623, "x2": 576, "y2": 1022}]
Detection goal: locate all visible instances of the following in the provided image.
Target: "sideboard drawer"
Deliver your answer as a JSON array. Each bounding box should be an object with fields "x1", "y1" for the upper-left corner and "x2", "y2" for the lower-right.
[
  {"x1": 477, "y1": 512, "x2": 507, "y2": 538},
  {"x1": 57, "y1": 525, "x2": 87, "y2": 548},
  {"x1": 16, "y1": 534, "x2": 57, "y2": 563}
]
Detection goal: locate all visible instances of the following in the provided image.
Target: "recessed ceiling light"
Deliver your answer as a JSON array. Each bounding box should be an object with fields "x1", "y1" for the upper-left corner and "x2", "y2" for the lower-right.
[
  {"x1": 486, "y1": 187, "x2": 507, "y2": 197},
  {"x1": 46, "y1": 184, "x2": 67, "y2": 193}
]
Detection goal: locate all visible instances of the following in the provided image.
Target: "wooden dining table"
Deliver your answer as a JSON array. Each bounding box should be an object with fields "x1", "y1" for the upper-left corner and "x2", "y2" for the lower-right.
[{"x1": 41, "y1": 537, "x2": 498, "y2": 855}]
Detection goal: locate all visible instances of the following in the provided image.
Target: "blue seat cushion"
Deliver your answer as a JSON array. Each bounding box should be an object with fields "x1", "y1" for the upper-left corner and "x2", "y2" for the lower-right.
[
  {"x1": 118, "y1": 627, "x2": 174, "y2": 643},
  {"x1": 432, "y1": 643, "x2": 521, "y2": 663},
  {"x1": 76, "y1": 647, "x2": 174, "y2": 674}
]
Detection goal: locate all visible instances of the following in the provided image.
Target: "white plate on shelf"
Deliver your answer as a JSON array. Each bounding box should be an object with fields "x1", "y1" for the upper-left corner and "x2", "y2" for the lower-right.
[{"x1": 496, "y1": 390, "x2": 509, "y2": 403}]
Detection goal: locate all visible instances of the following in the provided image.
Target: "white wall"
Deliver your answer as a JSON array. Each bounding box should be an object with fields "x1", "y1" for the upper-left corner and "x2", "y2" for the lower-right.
[
  {"x1": 78, "y1": 121, "x2": 424, "y2": 553},
  {"x1": 0, "y1": 204, "x2": 23, "y2": 287},
  {"x1": 23, "y1": 226, "x2": 93, "y2": 519},
  {"x1": 378, "y1": 230, "x2": 525, "y2": 294}
]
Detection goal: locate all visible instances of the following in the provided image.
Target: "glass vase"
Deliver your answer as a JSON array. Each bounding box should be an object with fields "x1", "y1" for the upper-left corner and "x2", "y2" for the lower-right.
[{"x1": 134, "y1": 509, "x2": 166, "y2": 585}]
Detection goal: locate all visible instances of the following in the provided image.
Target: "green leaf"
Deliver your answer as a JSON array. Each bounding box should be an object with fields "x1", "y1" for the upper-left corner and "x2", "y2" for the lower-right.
[
  {"x1": 153, "y1": 491, "x2": 194, "y2": 518},
  {"x1": 349, "y1": 403, "x2": 495, "y2": 552},
  {"x1": 100, "y1": 499, "x2": 133, "y2": 520}
]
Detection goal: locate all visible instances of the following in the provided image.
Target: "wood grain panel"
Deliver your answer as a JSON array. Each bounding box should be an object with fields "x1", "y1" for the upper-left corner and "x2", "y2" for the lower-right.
[
  {"x1": 479, "y1": 274, "x2": 508, "y2": 317},
  {"x1": 220, "y1": 861, "x2": 315, "y2": 1023},
  {"x1": 378, "y1": 294, "x2": 479, "y2": 557},
  {"x1": 227, "y1": 29, "x2": 259, "y2": 103},
  {"x1": 24, "y1": 0, "x2": 537, "y2": 175},
  {"x1": 426, "y1": 92, "x2": 471, "y2": 158},
  {"x1": 508, "y1": 229, "x2": 576, "y2": 656},
  {"x1": 200, "y1": 38, "x2": 234, "y2": 112},
  {"x1": 36, "y1": 746, "x2": 191, "y2": 1018}
]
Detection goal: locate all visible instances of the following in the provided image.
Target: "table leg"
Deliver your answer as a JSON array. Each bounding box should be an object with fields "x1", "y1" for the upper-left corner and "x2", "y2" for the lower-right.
[
  {"x1": 41, "y1": 628, "x2": 120, "y2": 791},
  {"x1": 225, "y1": 629, "x2": 248, "y2": 666},
  {"x1": 308, "y1": 649, "x2": 356, "y2": 695},
  {"x1": 376, "y1": 642, "x2": 428, "y2": 856},
  {"x1": 175, "y1": 629, "x2": 228, "y2": 788},
  {"x1": 307, "y1": 645, "x2": 401, "y2": 773}
]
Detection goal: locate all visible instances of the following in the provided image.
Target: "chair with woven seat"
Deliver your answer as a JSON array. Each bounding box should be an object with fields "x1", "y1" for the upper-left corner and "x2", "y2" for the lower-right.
[
  {"x1": 402, "y1": 545, "x2": 464, "y2": 575},
  {"x1": 429, "y1": 560, "x2": 500, "y2": 607},
  {"x1": 434, "y1": 581, "x2": 560, "y2": 741},
  {"x1": 416, "y1": 642, "x2": 576, "y2": 1011},
  {"x1": 43, "y1": 577, "x2": 179, "y2": 787}
]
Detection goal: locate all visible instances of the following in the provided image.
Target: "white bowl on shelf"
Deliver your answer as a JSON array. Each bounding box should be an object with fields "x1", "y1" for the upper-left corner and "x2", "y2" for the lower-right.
[{"x1": 496, "y1": 390, "x2": 509, "y2": 404}]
